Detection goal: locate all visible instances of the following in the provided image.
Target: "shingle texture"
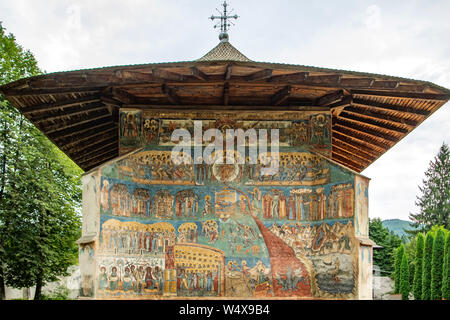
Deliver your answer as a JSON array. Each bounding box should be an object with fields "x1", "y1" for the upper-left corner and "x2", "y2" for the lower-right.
[{"x1": 197, "y1": 41, "x2": 250, "y2": 62}]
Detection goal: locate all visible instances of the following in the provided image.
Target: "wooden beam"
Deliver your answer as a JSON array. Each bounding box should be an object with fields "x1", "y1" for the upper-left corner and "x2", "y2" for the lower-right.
[
  {"x1": 332, "y1": 131, "x2": 383, "y2": 157},
  {"x1": 70, "y1": 135, "x2": 117, "y2": 155},
  {"x1": 73, "y1": 140, "x2": 118, "y2": 162},
  {"x1": 352, "y1": 97, "x2": 430, "y2": 116},
  {"x1": 152, "y1": 68, "x2": 186, "y2": 82},
  {"x1": 339, "y1": 111, "x2": 409, "y2": 134},
  {"x1": 48, "y1": 116, "x2": 113, "y2": 140},
  {"x1": 332, "y1": 137, "x2": 377, "y2": 162},
  {"x1": 333, "y1": 124, "x2": 391, "y2": 150},
  {"x1": 32, "y1": 102, "x2": 107, "y2": 123},
  {"x1": 162, "y1": 84, "x2": 180, "y2": 105},
  {"x1": 111, "y1": 88, "x2": 136, "y2": 104},
  {"x1": 21, "y1": 94, "x2": 102, "y2": 114},
  {"x1": 61, "y1": 127, "x2": 117, "y2": 150},
  {"x1": 315, "y1": 90, "x2": 344, "y2": 106},
  {"x1": 345, "y1": 105, "x2": 418, "y2": 127},
  {"x1": 332, "y1": 152, "x2": 364, "y2": 172},
  {"x1": 78, "y1": 148, "x2": 118, "y2": 166},
  {"x1": 335, "y1": 117, "x2": 399, "y2": 143},
  {"x1": 352, "y1": 89, "x2": 450, "y2": 101},
  {"x1": 1, "y1": 86, "x2": 105, "y2": 96},
  {"x1": 223, "y1": 82, "x2": 230, "y2": 106},
  {"x1": 371, "y1": 80, "x2": 399, "y2": 89},
  {"x1": 267, "y1": 72, "x2": 308, "y2": 83},
  {"x1": 225, "y1": 65, "x2": 232, "y2": 81},
  {"x1": 45, "y1": 113, "x2": 112, "y2": 135},
  {"x1": 271, "y1": 85, "x2": 291, "y2": 106},
  {"x1": 332, "y1": 146, "x2": 371, "y2": 166},
  {"x1": 190, "y1": 67, "x2": 208, "y2": 81},
  {"x1": 245, "y1": 69, "x2": 273, "y2": 81},
  {"x1": 115, "y1": 70, "x2": 155, "y2": 82},
  {"x1": 307, "y1": 74, "x2": 341, "y2": 85},
  {"x1": 339, "y1": 78, "x2": 375, "y2": 87}
]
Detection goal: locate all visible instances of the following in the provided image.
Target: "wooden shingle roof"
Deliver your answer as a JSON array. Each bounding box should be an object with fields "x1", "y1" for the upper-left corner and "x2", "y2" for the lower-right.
[{"x1": 0, "y1": 43, "x2": 449, "y2": 172}]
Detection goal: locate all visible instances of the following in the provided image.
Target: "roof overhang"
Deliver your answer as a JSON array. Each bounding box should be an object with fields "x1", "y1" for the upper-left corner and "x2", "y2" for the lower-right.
[{"x1": 1, "y1": 56, "x2": 449, "y2": 172}]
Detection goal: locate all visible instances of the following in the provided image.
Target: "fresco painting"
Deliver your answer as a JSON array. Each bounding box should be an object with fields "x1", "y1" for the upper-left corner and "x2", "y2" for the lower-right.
[{"x1": 80, "y1": 110, "x2": 369, "y2": 299}]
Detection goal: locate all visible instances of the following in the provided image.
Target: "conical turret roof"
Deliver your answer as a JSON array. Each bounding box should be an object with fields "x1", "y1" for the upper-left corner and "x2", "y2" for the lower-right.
[{"x1": 198, "y1": 40, "x2": 250, "y2": 62}]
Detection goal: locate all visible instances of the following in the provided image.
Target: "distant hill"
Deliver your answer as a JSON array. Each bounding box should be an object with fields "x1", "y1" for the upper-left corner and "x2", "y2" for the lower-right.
[{"x1": 382, "y1": 219, "x2": 416, "y2": 238}]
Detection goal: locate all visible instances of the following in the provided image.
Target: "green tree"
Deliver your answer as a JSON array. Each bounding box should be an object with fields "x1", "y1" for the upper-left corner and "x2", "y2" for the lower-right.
[
  {"x1": 422, "y1": 232, "x2": 434, "y2": 300},
  {"x1": 394, "y1": 244, "x2": 405, "y2": 294},
  {"x1": 409, "y1": 143, "x2": 450, "y2": 235},
  {"x1": 400, "y1": 252, "x2": 410, "y2": 300},
  {"x1": 0, "y1": 23, "x2": 82, "y2": 300},
  {"x1": 442, "y1": 232, "x2": 449, "y2": 300},
  {"x1": 431, "y1": 228, "x2": 446, "y2": 299},
  {"x1": 412, "y1": 233, "x2": 424, "y2": 299},
  {"x1": 369, "y1": 218, "x2": 402, "y2": 277}
]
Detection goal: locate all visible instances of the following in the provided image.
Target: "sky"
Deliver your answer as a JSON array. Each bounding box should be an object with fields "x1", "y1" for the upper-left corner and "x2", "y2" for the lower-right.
[{"x1": 1, "y1": 0, "x2": 449, "y2": 222}]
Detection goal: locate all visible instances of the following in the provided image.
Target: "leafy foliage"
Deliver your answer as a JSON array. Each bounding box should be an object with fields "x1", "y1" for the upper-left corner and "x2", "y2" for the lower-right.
[
  {"x1": 421, "y1": 232, "x2": 434, "y2": 300},
  {"x1": 409, "y1": 143, "x2": 450, "y2": 235},
  {"x1": 430, "y1": 228, "x2": 446, "y2": 299},
  {"x1": 442, "y1": 232, "x2": 449, "y2": 300},
  {"x1": 0, "y1": 22, "x2": 82, "y2": 300},
  {"x1": 412, "y1": 233, "x2": 424, "y2": 300},
  {"x1": 394, "y1": 244, "x2": 405, "y2": 294},
  {"x1": 400, "y1": 251, "x2": 410, "y2": 300},
  {"x1": 369, "y1": 218, "x2": 402, "y2": 277}
]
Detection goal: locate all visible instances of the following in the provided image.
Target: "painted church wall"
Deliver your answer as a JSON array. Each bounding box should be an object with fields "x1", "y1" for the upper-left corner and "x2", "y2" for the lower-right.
[{"x1": 80, "y1": 109, "x2": 372, "y2": 299}]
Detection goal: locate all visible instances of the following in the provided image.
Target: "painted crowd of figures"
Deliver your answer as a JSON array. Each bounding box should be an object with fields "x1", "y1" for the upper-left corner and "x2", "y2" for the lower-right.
[
  {"x1": 119, "y1": 112, "x2": 331, "y2": 152},
  {"x1": 114, "y1": 151, "x2": 330, "y2": 186},
  {"x1": 101, "y1": 179, "x2": 354, "y2": 222}
]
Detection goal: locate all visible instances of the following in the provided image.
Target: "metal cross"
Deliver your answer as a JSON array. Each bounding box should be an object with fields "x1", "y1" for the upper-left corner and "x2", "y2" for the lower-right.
[{"x1": 210, "y1": 1, "x2": 238, "y2": 37}]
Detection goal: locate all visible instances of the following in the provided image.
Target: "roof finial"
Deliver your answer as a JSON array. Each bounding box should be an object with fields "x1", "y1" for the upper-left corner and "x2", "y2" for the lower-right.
[{"x1": 210, "y1": 1, "x2": 239, "y2": 42}]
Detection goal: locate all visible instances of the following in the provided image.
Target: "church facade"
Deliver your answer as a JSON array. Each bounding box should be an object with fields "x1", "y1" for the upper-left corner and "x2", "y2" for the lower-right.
[{"x1": 78, "y1": 107, "x2": 374, "y2": 299}]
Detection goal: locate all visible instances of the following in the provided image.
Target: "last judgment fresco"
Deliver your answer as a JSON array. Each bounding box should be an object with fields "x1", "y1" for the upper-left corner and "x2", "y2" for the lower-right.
[{"x1": 80, "y1": 109, "x2": 371, "y2": 299}]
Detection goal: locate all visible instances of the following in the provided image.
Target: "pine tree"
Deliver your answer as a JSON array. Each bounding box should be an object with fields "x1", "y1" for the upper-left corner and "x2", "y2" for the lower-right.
[
  {"x1": 409, "y1": 143, "x2": 450, "y2": 235},
  {"x1": 400, "y1": 252, "x2": 410, "y2": 300},
  {"x1": 369, "y1": 218, "x2": 402, "y2": 277},
  {"x1": 442, "y1": 232, "x2": 449, "y2": 300},
  {"x1": 394, "y1": 244, "x2": 405, "y2": 294},
  {"x1": 431, "y1": 228, "x2": 445, "y2": 299},
  {"x1": 421, "y1": 232, "x2": 434, "y2": 300},
  {"x1": 413, "y1": 233, "x2": 425, "y2": 299}
]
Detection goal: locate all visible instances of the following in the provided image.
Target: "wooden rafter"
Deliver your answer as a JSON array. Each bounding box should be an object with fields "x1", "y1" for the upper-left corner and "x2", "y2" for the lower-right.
[
  {"x1": 190, "y1": 67, "x2": 208, "y2": 81},
  {"x1": 223, "y1": 82, "x2": 230, "y2": 106},
  {"x1": 162, "y1": 84, "x2": 180, "y2": 105},
  {"x1": 61, "y1": 127, "x2": 117, "y2": 150},
  {"x1": 339, "y1": 111, "x2": 408, "y2": 134},
  {"x1": 352, "y1": 97, "x2": 430, "y2": 116},
  {"x1": 344, "y1": 105, "x2": 418, "y2": 127},
  {"x1": 352, "y1": 89, "x2": 450, "y2": 101},
  {"x1": 335, "y1": 118, "x2": 398, "y2": 143},
  {"x1": 331, "y1": 137, "x2": 377, "y2": 162},
  {"x1": 267, "y1": 72, "x2": 308, "y2": 83},
  {"x1": 332, "y1": 152, "x2": 364, "y2": 171},
  {"x1": 332, "y1": 131, "x2": 383, "y2": 156},
  {"x1": 333, "y1": 124, "x2": 391, "y2": 149},
  {"x1": 315, "y1": 90, "x2": 344, "y2": 106},
  {"x1": 78, "y1": 149, "x2": 118, "y2": 166},
  {"x1": 45, "y1": 113, "x2": 112, "y2": 135},
  {"x1": 152, "y1": 68, "x2": 186, "y2": 82},
  {"x1": 32, "y1": 102, "x2": 107, "y2": 123},
  {"x1": 48, "y1": 117, "x2": 113, "y2": 140},
  {"x1": 22, "y1": 94, "x2": 102, "y2": 114},
  {"x1": 271, "y1": 85, "x2": 291, "y2": 106},
  {"x1": 73, "y1": 140, "x2": 118, "y2": 162},
  {"x1": 245, "y1": 69, "x2": 273, "y2": 81}
]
